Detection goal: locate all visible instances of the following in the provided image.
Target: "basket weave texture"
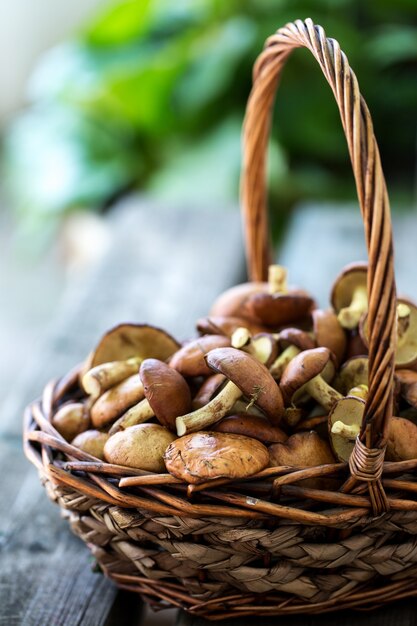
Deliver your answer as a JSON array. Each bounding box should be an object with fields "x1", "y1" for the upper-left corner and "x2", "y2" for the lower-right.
[{"x1": 24, "y1": 18, "x2": 417, "y2": 620}]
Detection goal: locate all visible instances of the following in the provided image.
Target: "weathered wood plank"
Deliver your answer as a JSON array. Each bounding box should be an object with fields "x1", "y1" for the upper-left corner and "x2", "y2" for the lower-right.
[{"x1": 0, "y1": 198, "x2": 243, "y2": 626}]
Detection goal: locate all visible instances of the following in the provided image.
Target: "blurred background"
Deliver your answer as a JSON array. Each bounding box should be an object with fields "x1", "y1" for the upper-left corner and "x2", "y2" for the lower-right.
[{"x1": 1, "y1": 0, "x2": 417, "y2": 395}]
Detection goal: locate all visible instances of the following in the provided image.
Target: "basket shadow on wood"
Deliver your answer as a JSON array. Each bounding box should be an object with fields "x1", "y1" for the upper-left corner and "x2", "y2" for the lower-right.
[{"x1": 23, "y1": 18, "x2": 417, "y2": 620}]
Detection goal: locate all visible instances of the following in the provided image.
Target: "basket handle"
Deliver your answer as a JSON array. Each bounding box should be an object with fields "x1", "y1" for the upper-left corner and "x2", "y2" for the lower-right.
[{"x1": 241, "y1": 19, "x2": 397, "y2": 510}]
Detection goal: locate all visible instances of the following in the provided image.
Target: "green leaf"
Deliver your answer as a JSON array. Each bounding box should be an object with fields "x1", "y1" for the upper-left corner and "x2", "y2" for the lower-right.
[
  {"x1": 367, "y1": 26, "x2": 417, "y2": 66},
  {"x1": 85, "y1": 0, "x2": 152, "y2": 46},
  {"x1": 4, "y1": 106, "x2": 138, "y2": 218}
]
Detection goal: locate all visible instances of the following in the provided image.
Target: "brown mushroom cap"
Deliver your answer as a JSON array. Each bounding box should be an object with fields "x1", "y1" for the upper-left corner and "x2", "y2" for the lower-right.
[
  {"x1": 280, "y1": 347, "x2": 332, "y2": 405},
  {"x1": 278, "y1": 328, "x2": 316, "y2": 351},
  {"x1": 386, "y1": 416, "x2": 417, "y2": 461},
  {"x1": 245, "y1": 291, "x2": 316, "y2": 328},
  {"x1": 104, "y1": 424, "x2": 176, "y2": 472},
  {"x1": 312, "y1": 309, "x2": 347, "y2": 366},
  {"x1": 52, "y1": 402, "x2": 90, "y2": 442},
  {"x1": 192, "y1": 374, "x2": 226, "y2": 409},
  {"x1": 269, "y1": 431, "x2": 335, "y2": 468},
  {"x1": 209, "y1": 282, "x2": 268, "y2": 318},
  {"x1": 87, "y1": 323, "x2": 180, "y2": 369},
  {"x1": 206, "y1": 347, "x2": 284, "y2": 424},
  {"x1": 330, "y1": 262, "x2": 368, "y2": 313},
  {"x1": 91, "y1": 374, "x2": 144, "y2": 428},
  {"x1": 214, "y1": 414, "x2": 287, "y2": 444},
  {"x1": 169, "y1": 335, "x2": 230, "y2": 377},
  {"x1": 346, "y1": 330, "x2": 368, "y2": 359},
  {"x1": 196, "y1": 316, "x2": 267, "y2": 337},
  {"x1": 328, "y1": 396, "x2": 365, "y2": 461},
  {"x1": 140, "y1": 359, "x2": 192, "y2": 431},
  {"x1": 333, "y1": 356, "x2": 368, "y2": 395},
  {"x1": 395, "y1": 369, "x2": 417, "y2": 408},
  {"x1": 71, "y1": 430, "x2": 109, "y2": 460},
  {"x1": 164, "y1": 431, "x2": 269, "y2": 484}
]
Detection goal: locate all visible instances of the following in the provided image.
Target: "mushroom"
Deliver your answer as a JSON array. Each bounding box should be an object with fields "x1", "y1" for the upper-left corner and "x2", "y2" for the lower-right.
[
  {"x1": 169, "y1": 335, "x2": 231, "y2": 377},
  {"x1": 280, "y1": 347, "x2": 342, "y2": 412},
  {"x1": 209, "y1": 282, "x2": 268, "y2": 318},
  {"x1": 211, "y1": 266, "x2": 315, "y2": 328},
  {"x1": 331, "y1": 262, "x2": 368, "y2": 330},
  {"x1": 312, "y1": 309, "x2": 347, "y2": 366},
  {"x1": 71, "y1": 429, "x2": 109, "y2": 460},
  {"x1": 104, "y1": 424, "x2": 176, "y2": 472},
  {"x1": 395, "y1": 369, "x2": 417, "y2": 409},
  {"x1": 214, "y1": 414, "x2": 287, "y2": 444},
  {"x1": 347, "y1": 384, "x2": 368, "y2": 400},
  {"x1": 85, "y1": 323, "x2": 180, "y2": 369},
  {"x1": 231, "y1": 327, "x2": 278, "y2": 366},
  {"x1": 246, "y1": 290, "x2": 315, "y2": 328},
  {"x1": 91, "y1": 374, "x2": 145, "y2": 428},
  {"x1": 360, "y1": 299, "x2": 417, "y2": 369},
  {"x1": 192, "y1": 374, "x2": 226, "y2": 409},
  {"x1": 109, "y1": 359, "x2": 192, "y2": 433},
  {"x1": 82, "y1": 357, "x2": 142, "y2": 398},
  {"x1": 386, "y1": 417, "x2": 417, "y2": 461},
  {"x1": 52, "y1": 402, "x2": 90, "y2": 442},
  {"x1": 345, "y1": 330, "x2": 368, "y2": 359},
  {"x1": 196, "y1": 316, "x2": 266, "y2": 337},
  {"x1": 269, "y1": 328, "x2": 316, "y2": 380},
  {"x1": 175, "y1": 347, "x2": 284, "y2": 435},
  {"x1": 328, "y1": 396, "x2": 365, "y2": 461},
  {"x1": 164, "y1": 431, "x2": 270, "y2": 484},
  {"x1": 333, "y1": 356, "x2": 368, "y2": 395},
  {"x1": 269, "y1": 431, "x2": 335, "y2": 487}
]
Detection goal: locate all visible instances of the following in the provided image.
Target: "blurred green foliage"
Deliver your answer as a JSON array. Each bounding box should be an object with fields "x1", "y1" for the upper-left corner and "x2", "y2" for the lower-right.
[{"x1": 3, "y1": 0, "x2": 417, "y2": 235}]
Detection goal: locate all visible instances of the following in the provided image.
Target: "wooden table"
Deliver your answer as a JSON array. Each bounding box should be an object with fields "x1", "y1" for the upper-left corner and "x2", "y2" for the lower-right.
[{"x1": 1, "y1": 197, "x2": 417, "y2": 625}]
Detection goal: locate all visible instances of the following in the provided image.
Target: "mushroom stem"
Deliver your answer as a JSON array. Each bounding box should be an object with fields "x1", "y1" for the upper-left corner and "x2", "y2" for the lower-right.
[
  {"x1": 397, "y1": 302, "x2": 411, "y2": 342},
  {"x1": 176, "y1": 381, "x2": 242, "y2": 436},
  {"x1": 270, "y1": 345, "x2": 300, "y2": 379},
  {"x1": 348, "y1": 384, "x2": 368, "y2": 400},
  {"x1": 268, "y1": 265, "x2": 287, "y2": 294},
  {"x1": 82, "y1": 357, "x2": 142, "y2": 398},
  {"x1": 108, "y1": 398, "x2": 154, "y2": 434},
  {"x1": 231, "y1": 327, "x2": 251, "y2": 349},
  {"x1": 337, "y1": 285, "x2": 368, "y2": 329},
  {"x1": 331, "y1": 420, "x2": 360, "y2": 439},
  {"x1": 304, "y1": 375, "x2": 343, "y2": 412}
]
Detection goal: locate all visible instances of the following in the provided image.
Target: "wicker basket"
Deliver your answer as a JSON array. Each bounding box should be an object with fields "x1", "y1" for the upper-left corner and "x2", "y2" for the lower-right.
[{"x1": 24, "y1": 18, "x2": 417, "y2": 620}]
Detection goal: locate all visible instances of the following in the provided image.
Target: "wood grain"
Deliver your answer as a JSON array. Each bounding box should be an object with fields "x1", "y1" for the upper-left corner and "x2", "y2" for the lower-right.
[{"x1": 0, "y1": 198, "x2": 243, "y2": 626}]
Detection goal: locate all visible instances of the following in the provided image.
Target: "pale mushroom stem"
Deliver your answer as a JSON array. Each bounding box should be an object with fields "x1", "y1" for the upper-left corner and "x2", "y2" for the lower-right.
[
  {"x1": 268, "y1": 265, "x2": 287, "y2": 294},
  {"x1": 348, "y1": 384, "x2": 368, "y2": 400},
  {"x1": 231, "y1": 327, "x2": 252, "y2": 349},
  {"x1": 304, "y1": 375, "x2": 343, "y2": 412},
  {"x1": 83, "y1": 357, "x2": 142, "y2": 398},
  {"x1": 331, "y1": 420, "x2": 360, "y2": 439},
  {"x1": 176, "y1": 381, "x2": 242, "y2": 436},
  {"x1": 108, "y1": 398, "x2": 154, "y2": 434},
  {"x1": 337, "y1": 285, "x2": 368, "y2": 330},
  {"x1": 270, "y1": 345, "x2": 300, "y2": 379},
  {"x1": 397, "y1": 303, "x2": 411, "y2": 343}
]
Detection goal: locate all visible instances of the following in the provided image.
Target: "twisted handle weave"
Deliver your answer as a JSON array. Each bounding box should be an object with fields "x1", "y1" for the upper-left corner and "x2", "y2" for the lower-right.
[{"x1": 241, "y1": 18, "x2": 397, "y2": 453}]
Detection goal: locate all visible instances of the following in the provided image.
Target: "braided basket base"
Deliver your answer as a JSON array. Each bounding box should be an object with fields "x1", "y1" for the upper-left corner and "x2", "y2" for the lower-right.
[
  {"x1": 39, "y1": 472, "x2": 417, "y2": 619},
  {"x1": 24, "y1": 373, "x2": 417, "y2": 620}
]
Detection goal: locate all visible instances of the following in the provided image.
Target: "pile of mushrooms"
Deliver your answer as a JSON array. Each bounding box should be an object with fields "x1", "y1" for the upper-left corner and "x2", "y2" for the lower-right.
[{"x1": 51, "y1": 263, "x2": 417, "y2": 485}]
